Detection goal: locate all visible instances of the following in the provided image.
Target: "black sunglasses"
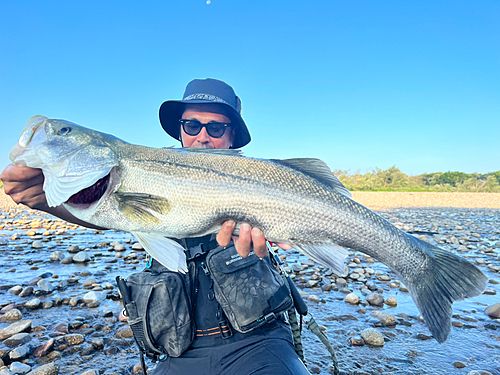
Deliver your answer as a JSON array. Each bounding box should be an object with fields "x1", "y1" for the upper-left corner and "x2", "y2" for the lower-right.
[{"x1": 179, "y1": 119, "x2": 232, "y2": 138}]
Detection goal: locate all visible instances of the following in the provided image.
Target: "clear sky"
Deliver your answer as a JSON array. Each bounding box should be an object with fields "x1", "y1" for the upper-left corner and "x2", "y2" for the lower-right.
[{"x1": 1, "y1": 1, "x2": 499, "y2": 176}]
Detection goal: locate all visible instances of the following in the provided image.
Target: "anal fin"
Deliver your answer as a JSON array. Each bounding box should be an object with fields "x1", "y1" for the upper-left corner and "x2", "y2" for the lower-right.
[{"x1": 293, "y1": 243, "x2": 349, "y2": 277}]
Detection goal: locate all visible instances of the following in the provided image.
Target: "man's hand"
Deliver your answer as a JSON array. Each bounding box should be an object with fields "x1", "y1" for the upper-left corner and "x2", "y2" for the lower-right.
[
  {"x1": 1, "y1": 164, "x2": 105, "y2": 230},
  {"x1": 216, "y1": 220, "x2": 292, "y2": 258},
  {"x1": 1, "y1": 164, "x2": 48, "y2": 210}
]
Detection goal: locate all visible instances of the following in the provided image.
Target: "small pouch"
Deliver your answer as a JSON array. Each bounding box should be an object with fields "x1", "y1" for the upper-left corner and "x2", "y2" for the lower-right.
[
  {"x1": 116, "y1": 264, "x2": 194, "y2": 358},
  {"x1": 205, "y1": 245, "x2": 293, "y2": 333}
]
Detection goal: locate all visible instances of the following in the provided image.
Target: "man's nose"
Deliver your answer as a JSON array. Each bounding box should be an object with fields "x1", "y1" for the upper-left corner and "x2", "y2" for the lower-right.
[{"x1": 196, "y1": 127, "x2": 211, "y2": 142}]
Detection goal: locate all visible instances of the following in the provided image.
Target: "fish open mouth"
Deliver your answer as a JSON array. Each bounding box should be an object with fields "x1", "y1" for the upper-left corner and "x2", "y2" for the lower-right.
[{"x1": 66, "y1": 173, "x2": 110, "y2": 205}]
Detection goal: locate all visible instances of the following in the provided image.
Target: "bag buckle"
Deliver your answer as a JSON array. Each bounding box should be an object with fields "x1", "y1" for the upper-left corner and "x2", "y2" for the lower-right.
[{"x1": 257, "y1": 312, "x2": 277, "y2": 325}]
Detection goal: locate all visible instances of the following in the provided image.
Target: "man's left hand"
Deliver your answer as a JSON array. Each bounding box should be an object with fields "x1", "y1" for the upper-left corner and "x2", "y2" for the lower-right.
[{"x1": 216, "y1": 220, "x2": 292, "y2": 258}]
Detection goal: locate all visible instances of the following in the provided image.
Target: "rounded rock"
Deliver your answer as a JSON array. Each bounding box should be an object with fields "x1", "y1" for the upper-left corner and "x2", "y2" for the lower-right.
[
  {"x1": 3, "y1": 332, "x2": 32, "y2": 347},
  {"x1": 37, "y1": 279, "x2": 54, "y2": 293},
  {"x1": 371, "y1": 311, "x2": 397, "y2": 326},
  {"x1": 0, "y1": 320, "x2": 32, "y2": 340},
  {"x1": 366, "y1": 293, "x2": 384, "y2": 306},
  {"x1": 344, "y1": 293, "x2": 360, "y2": 305},
  {"x1": 31, "y1": 241, "x2": 43, "y2": 249},
  {"x1": 24, "y1": 298, "x2": 41, "y2": 309},
  {"x1": 64, "y1": 333, "x2": 85, "y2": 345},
  {"x1": 24, "y1": 363, "x2": 59, "y2": 375},
  {"x1": 49, "y1": 251, "x2": 65, "y2": 261},
  {"x1": 360, "y1": 328, "x2": 385, "y2": 347},
  {"x1": 10, "y1": 362, "x2": 32, "y2": 375},
  {"x1": 485, "y1": 303, "x2": 500, "y2": 318},
  {"x1": 82, "y1": 291, "x2": 107, "y2": 306},
  {"x1": 73, "y1": 251, "x2": 90, "y2": 263},
  {"x1": 0, "y1": 309, "x2": 22, "y2": 322}
]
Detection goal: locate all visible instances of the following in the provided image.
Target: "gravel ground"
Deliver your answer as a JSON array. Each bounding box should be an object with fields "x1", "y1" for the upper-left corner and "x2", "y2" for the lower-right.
[{"x1": 2, "y1": 189, "x2": 500, "y2": 211}]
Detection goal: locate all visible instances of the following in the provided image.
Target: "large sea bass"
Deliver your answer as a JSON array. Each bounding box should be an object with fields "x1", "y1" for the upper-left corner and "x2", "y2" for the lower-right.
[{"x1": 10, "y1": 115, "x2": 486, "y2": 343}]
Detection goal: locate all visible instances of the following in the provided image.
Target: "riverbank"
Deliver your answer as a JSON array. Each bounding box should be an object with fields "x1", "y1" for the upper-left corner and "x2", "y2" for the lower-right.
[{"x1": 2, "y1": 189, "x2": 500, "y2": 211}]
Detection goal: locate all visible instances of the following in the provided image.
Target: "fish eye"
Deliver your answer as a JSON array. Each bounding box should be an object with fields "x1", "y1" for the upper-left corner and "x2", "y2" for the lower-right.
[{"x1": 57, "y1": 127, "x2": 72, "y2": 136}]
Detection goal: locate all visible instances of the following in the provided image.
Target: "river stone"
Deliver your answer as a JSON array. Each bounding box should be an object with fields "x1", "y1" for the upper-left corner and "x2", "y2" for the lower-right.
[
  {"x1": 9, "y1": 285, "x2": 24, "y2": 295},
  {"x1": 115, "y1": 327, "x2": 134, "y2": 339},
  {"x1": 308, "y1": 295, "x2": 320, "y2": 303},
  {"x1": 360, "y1": 328, "x2": 385, "y2": 347},
  {"x1": 10, "y1": 362, "x2": 31, "y2": 374},
  {"x1": 24, "y1": 298, "x2": 41, "y2": 310},
  {"x1": 19, "y1": 286, "x2": 34, "y2": 297},
  {"x1": 306, "y1": 280, "x2": 319, "y2": 288},
  {"x1": 344, "y1": 293, "x2": 360, "y2": 304},
  {"x1": 82, "y1": 291, "x2": 106, "y2": 306},
  {"x1": 485, "y1": 303, "x2": 500, "y2": 318},
  {"x1": 0, "y1": 320, "x2": 32, "y2": 340},
  {"x1": 73, "y1": 252, "x2": 90, "y2": 263},
  {"x1": 31, "y1": 241, "x2": 42, "y2": 249},
  {"x1": 114, "y1": 244, "x2": 126, "y2": 251},
  {"x1": 366, "y1": 293, "x2": 384, "y2": 306},
  {"x1": 25, "y1": 363, "x2": 59, "y2": 375},
  {"x1": 0, "y1": 368, "x2": 13, "y2": 375},
  {"x1": 60, "y1": 257, "x2": 73, "y2": 264},
  {"x1": 33, "y1": 338, "x2": 54, "y2": 357},
  {"x1": 132, "y1": 242, "x2": 144, "y2": 251},
  {"x1": 83, "y1": 279, "x2": 98, "y2": 288},
  {"x1": 9, "y1": 362, "x2": 31, "y2": 375},
  {"x1": 371, "y1": 311, "x2": 397, "y2": 326},
  {"x1": 64, "y1": 334, "x2": 84, "y2": 345},
  {"x1": 49, "y1": 251, "x2": 65, "y2": 261},
  {"x1": 385, "y1": 297, "x2": 398, "y2": 307},
  {"x1": 1, "y1": 309, "x2": 22, "y2": 322},
  {"x1": 79, "y1": 371, "x2": 98, "y2": 375},
  {"x1": 9, "y1": 343, "x2": 31, "y2": 360},
  {"x1": 37, "y1": 280, "x2": 54, "y2": 293},
  {"x1": 3, "y1": 333, "x2": 32, "y2": 347},
  {"x1": 68, "y1": 245, "x2": 80, "y2": 254}
]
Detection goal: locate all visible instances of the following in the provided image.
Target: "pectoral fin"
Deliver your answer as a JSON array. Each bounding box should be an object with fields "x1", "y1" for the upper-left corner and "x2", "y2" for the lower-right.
[
  {"x1": 132, "y1": 232, "x2": 187, "y2": 273},
  {"x1": 293, "y1": 243, "x2": 349, "y2": 277},
  {"x1": 116, "y1": 192, "x2": 171, "y2": 224}
]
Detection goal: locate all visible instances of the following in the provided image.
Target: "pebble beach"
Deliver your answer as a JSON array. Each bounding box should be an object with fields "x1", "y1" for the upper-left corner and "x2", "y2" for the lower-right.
[{"x1": 0, "y1": 189, "x2": 499, "y2": 375}]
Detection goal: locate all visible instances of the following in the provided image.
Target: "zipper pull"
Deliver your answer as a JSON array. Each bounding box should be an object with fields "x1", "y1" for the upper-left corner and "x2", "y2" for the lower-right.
[{"x1": 200, "y1": 261, "x2": 210, "y2": 276}]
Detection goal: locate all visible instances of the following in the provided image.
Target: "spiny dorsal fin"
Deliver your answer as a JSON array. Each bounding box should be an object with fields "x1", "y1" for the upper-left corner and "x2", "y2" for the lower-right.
[
  {"x1": 179, "y1": 147, "x2": 243, "y2": 156},
  {"x1": 272, "y1": 158, "x2": 351, "y2": 198}
]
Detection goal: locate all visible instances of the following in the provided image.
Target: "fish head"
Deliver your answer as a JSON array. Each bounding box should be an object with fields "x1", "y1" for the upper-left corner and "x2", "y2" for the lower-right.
[{"x1": 10, "y1": 116, "x2": 120, "y2": 208}]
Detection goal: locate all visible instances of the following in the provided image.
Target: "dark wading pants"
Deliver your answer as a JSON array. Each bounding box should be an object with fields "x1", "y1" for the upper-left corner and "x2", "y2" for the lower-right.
[
  {"x1": 152, "y1": 236, "x2": 310, "y2": 375},
  {"x1": 152, "y1": 322, "x2": 310, "y2": 375}
]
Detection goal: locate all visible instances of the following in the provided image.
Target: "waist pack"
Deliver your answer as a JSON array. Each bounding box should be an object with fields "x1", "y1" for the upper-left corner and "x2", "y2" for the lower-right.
[
  {"x1": 205, "y1": 245, "x2": 293, "y2": 333},
  {"x1": 116, "y1": 263, "x2": 194, "y2": 358}
]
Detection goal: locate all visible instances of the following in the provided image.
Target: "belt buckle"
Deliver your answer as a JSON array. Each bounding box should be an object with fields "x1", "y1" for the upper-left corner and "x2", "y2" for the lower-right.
[{"x1": 219, "y1": 321, "x2": 233, "y2": 339}]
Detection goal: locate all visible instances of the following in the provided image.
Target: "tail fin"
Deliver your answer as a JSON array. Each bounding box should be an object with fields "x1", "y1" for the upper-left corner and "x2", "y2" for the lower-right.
[{"x1": 406, "y1": 244, "x2": 487, "y2": 343}]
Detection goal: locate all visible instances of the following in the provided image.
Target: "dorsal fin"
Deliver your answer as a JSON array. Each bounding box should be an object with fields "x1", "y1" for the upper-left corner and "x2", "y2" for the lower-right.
[
  {"x1": 179, "y1": 147, "x2": 243, "y2": 156},
  {"x1": 272, "y1": 158, "x2": 351, "y2": 198}
]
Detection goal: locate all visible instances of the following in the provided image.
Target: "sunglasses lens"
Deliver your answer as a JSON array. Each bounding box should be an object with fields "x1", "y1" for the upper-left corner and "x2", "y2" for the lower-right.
[
  {"x1": 206, "y1": 123, "x2": 225, "y2": 138},
  {"x1": 183, "y1": 121, "x2": 202, "y2": 136}
]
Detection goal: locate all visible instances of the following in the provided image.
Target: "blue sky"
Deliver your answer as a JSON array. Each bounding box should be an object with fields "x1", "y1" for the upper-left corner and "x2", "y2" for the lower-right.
[{"x1": 1, "y1": 1, "x2": 499, "y2": 176}]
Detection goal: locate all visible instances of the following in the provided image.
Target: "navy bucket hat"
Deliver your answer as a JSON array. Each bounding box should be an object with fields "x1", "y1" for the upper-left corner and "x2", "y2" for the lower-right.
[{"x1": 159, "y1": 78, "x2": 251, "y2": 149}]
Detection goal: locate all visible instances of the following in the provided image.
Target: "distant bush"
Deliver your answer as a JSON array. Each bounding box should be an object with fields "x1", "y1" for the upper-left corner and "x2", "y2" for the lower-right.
[{"x1": 335, "y1": 167, "x2": 500, "y2": 193}]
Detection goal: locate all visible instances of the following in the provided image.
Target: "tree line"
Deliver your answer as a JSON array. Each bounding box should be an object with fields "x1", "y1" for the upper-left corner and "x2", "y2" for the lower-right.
[{"x1": 335, "y1": 167, "x2": 500, "y2": 193}]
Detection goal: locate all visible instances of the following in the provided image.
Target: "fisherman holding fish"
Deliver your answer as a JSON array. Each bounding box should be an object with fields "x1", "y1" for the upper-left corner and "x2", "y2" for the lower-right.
[
  {"x1": 2, "y1": 78, "x2": 488, "y2": 374},
  {"x1": 1, "y1": 79, "x2": 312, "y2": 374}
]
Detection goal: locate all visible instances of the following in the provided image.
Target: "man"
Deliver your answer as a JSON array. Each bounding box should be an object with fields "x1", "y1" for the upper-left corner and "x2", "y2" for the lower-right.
[{"x1": 1, "y1": 78, "x2": 310, "y2": 375}]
